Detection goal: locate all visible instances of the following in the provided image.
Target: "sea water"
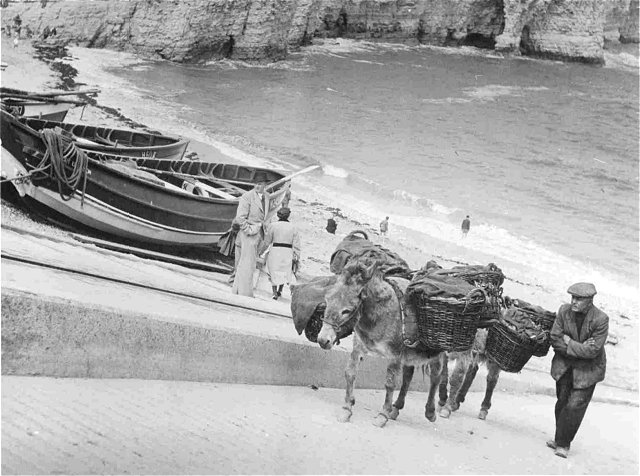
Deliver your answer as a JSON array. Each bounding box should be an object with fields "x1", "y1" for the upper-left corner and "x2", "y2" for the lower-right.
[{"x1": 66, "y1": 40, "x2": 639, "y2": 320}]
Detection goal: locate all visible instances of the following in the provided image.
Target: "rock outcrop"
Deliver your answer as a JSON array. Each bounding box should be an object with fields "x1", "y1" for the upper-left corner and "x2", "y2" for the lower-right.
[
  {"x1": 316, "y1": 0, "x2": 504, "y2": 48},
  {"x1": 2, "y1": 0, "x2": 322, "y2": 62},
  {"x1": 2, "y1": 0, "x2": 637, "y2": 63},
  {"x1": 496, "y1": 0, "x2": 606, "y2": 64},
  {"x1": 620, "y1": 0, "x2": 639, "y2": 42}
]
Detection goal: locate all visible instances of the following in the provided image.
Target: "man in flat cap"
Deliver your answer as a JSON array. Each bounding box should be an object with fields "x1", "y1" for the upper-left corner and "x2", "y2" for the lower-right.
[{"x1": 547, "y1": 282, "x2": 609, "y2": 458}]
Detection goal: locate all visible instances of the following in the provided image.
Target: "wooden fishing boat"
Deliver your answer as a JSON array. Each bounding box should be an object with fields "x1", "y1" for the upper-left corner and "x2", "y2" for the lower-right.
[
  {"x1": 0, "y1": 110, "x2": 288, "y2": 247},
  {"x1": 1, "y1": 99, "x2": 74, "y2": 122},
  {"x1": 1, "y1": 87, "x2": 89, "y2": 122},
  {"x1": 7, "y1": 114, "x2": 189, "y2": 161}
]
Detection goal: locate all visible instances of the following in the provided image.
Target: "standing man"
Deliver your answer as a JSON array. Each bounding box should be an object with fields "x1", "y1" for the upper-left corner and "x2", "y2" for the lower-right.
[
  {"x1": 461, "y1": 215, "x2": 471, "y2": 238},
  {"x1": 379, "y1": 216, "x2": 389, "y2": 243},
  {"x1": 547, "y1": 282, "x2": 608, "y2": 458},
  {"x1": 232, "y1": 176, "x2": 270, "y2": 297}
]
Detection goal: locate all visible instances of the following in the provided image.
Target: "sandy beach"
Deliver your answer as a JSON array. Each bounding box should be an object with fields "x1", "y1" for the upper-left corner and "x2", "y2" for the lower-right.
[{"x1": 1, "y1": 37, "x2": 637, "y2": 395}]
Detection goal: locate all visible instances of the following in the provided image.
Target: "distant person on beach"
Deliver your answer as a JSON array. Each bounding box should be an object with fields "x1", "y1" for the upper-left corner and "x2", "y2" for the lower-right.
[
  {"x1": 461, "y1": 215, "x2": 471, "y2": 238},
  {"x1": 547, "y1": 282, "x2": 608, "y2": 459},
  {"x1": 379, "y1": 216, "x2": 389, "y2": 243},
  {"x1": 232, "y1": 175, "x2": 270, "y2": 297},
  {"x1": 326, "y1": 215, "x2": 337, "y2": 235},
  {"x1": 262, "y1": 207, "x2": 300, "y2": 300}
]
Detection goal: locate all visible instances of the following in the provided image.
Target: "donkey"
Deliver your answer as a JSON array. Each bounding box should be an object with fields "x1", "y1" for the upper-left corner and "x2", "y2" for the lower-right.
[
  {"x1": 438, "y1": 329, "x2": 502, "y2": 420},
  {"x1": 317, "y1": 261, "x2": 446, "y2": 427}
]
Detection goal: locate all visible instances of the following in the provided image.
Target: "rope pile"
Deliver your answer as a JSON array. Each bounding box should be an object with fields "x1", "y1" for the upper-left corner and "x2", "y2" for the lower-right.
[{"x1": 32, "y1": 128, "x2": 90, "y2": 205}]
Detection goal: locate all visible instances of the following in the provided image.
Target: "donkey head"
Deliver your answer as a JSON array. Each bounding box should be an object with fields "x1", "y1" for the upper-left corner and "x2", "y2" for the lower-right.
[{"x1": 317, "y1": 259, "x2": 380, "y2": 350}]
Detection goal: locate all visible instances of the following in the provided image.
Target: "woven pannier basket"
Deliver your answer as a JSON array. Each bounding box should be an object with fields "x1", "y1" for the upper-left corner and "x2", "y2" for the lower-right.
[
  {"x1": 411, "y1": 291, "x2": 485, "y2": 352},
  {"x1": 528, "y1": 311, "x2": 556, "y2": 357},
  {"x1": 485, "y1": 322, "x2": 537, "y2": 372},
  {"x1": 456, "y1": 270, "x2": 504, "y2": 289},
  {"x1": 451, "y1": 267, "x2": 505, "y2": 322},
  {"x1": 507, "y1": 300, "x2": 556, "y2": 358}
]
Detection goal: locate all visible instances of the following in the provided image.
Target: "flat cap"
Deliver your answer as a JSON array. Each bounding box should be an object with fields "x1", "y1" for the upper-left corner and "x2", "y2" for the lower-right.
[{"x1": 567, "y1": 282, "x2": 597, "y2": 298}]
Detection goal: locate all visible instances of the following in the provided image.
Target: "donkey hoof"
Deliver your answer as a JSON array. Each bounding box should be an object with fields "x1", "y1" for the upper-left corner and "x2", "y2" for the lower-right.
[
  {"x1": 451, "y1": 402, "x2": 460, "y2": 412},
  {"x1": 373, "y1": 413, "x2": 389, "y2": 428},
  {"x1": 478, "y1": 409, "x2": 488, "y2": 420},
  {"x1": 338, "y1": 408, "x2": 352, "y2": 423},
  {"x1": 389, "y1": 407, "x2": 400, "y2": 420},
  {"x1": 425, "y1": 410, "x2": 437, "y2": 422},
  {"x1": 439, "y1": 406, "x2": 451, "y2": 419}
]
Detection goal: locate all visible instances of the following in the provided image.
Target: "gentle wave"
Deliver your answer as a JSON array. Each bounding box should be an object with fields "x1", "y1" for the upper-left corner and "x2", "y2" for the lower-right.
[
  {"x1": 463, "y1": 85, "x2": 550, "y2": 101},
  {"x1": 423, "y1": 85, "x2": 551, "y2": 104},
  {"x1": 204, "y1": 57, "x2": 315, "y2": 72},
  {"x1": 352, "y1": 59, "x2": 385, "y2": 66},
  {"x1": 604, "y1": 51, "x2": 640, "y2": 74}
]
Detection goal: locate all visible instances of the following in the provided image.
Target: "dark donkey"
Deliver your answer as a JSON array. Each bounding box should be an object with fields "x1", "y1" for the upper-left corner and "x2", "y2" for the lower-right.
[
  {"x1": 317, "y1": 261, "x2": 446, "y2": 427},
  {"x1": 438, "y1": 328, "x2": 502, "y2": 420}
]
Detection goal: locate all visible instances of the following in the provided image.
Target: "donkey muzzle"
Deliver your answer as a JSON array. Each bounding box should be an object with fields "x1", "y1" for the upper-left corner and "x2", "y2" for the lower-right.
[{"x1": 317, "y1": 325, "x2": 337, "y2": 350}]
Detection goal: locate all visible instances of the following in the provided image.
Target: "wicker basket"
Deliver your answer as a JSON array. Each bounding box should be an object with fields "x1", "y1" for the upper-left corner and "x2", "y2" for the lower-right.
[
  {"x1": 411, "y1": 292, "x2": 485, "y2": 352},
  {"x1": 516, "y1": 306, "x2": 555, "y2": 358},
  {"x1": 485, "y1": 322, "x2": 537, "y2": 372},
  {"x1": 481, "y1": 295, "x2": 503, "y2": 322},
  {"x1": 457, "y1": 271, "x2": 504, "y2": 289}
]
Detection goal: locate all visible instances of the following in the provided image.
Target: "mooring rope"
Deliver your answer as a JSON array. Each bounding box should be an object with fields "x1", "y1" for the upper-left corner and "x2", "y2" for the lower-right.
[{"x1": 31, "y1": 128, "x2": 90, "y2": 206}]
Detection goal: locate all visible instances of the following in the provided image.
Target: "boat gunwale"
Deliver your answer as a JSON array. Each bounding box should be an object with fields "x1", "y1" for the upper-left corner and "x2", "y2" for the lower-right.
[{"x1": 18, "y1": 116, "x2": 189, "y2": 150}]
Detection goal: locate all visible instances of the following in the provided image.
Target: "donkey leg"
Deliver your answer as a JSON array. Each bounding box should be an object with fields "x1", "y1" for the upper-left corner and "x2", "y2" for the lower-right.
[
  {"x1": 478, "y1": 361, "x2": 501, "y2": 420},
  {"x1": 339, "y1": 340, "x2": 364, "y2": 423},
  {"x1": 425, "y1": 355, "x2": 444, "y2": 422},
  {"x1": 440, "y1": 356, "x2": 466, "y2": 418},
  {"x1": 438, "y1": 355, "x2": 449, "y2": 408},
  {"x1": 456, "y1": 361, "x2": 480, "y2": 407},
  {"x1": 373, "y1": 359, "x2": 401, "y2": 428},
  {"x1": 390, "y1": 365, "x2": 415, "y2": 420}
]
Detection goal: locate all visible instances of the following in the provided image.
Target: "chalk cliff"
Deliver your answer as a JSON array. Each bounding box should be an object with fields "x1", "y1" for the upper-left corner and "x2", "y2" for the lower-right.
[
  {"x1": 2, "y1": 0, "x2": 321, "y2": 62},
  {"x1": 620, "y1": 0, "x2": 639, "y2": 42},
  {"x1": 2, "y1": 0, "x2": 638, "y2": 63}
]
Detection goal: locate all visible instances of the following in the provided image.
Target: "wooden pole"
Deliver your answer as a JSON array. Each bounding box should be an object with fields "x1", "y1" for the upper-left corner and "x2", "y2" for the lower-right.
[{"x1": 265, "y1": 165, "x2": 320, "y2": 191}]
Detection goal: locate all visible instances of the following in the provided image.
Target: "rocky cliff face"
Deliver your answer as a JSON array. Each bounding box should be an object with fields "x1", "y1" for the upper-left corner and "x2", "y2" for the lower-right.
[
  {"x1": 620, "y1": 0, "x2": 639, "y2": 42},
  {"x1": 2, "y1": 0, "x2": 321, "y2": 62},
  {"x1": 2, "y1": 0, "x2": 638, "y2": 63},
  {"x1": 316, "y1": 0, "x2": 504, "y2": 48},
  {"x1": 496, "y1": 0, "x2": 606, "y2": 64}
]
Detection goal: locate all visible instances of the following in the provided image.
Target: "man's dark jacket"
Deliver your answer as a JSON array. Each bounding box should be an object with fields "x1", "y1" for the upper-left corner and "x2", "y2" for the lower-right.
[{"x1": 550, "y1": 303, "x2": 608, "y2": 389}]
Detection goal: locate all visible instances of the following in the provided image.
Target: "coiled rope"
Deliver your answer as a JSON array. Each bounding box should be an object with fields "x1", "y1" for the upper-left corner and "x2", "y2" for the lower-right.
[{"x1": 31, "y1": 128, "x2": 90, "y2": 205}]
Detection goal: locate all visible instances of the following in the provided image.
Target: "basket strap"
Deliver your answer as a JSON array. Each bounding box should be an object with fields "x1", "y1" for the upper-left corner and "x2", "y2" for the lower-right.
[{"x1": 384, "y1": 277, "x2": 419, "y2": 349}]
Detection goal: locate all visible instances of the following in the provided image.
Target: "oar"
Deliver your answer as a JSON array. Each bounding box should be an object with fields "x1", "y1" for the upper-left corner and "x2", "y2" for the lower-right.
[
  {"x1": 0, "y1": 87, "x2": 100, "y2": 97},
  {"x1": 265, "y1": 165, "x2": 320, "y2": 191},
  {"x1": 0, "y1": 93, "x2": 88, "y2": 105}
]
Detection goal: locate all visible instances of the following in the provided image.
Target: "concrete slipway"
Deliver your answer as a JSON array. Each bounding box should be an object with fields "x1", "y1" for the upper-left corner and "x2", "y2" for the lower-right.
[
  {"x1": 1, "y1": 225, "x2": 636, "y2": 402},
  {"x1": 2, "y1": 225, "x2": 638, "y2": 475}
]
